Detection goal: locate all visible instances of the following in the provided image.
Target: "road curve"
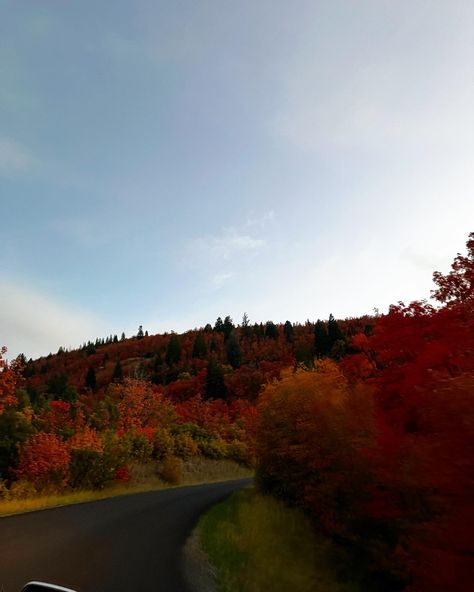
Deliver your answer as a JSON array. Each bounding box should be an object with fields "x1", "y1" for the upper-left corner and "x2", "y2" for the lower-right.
[{"x1": 0, "y1": 478, "x2": 251, "y2": 592}]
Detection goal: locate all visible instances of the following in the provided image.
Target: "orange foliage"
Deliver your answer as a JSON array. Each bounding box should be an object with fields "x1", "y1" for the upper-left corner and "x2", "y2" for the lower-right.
[
  {"x1": 0, "y1": 346, "x2": 21, "y2": 414},
  {"x1": 16, "y1": 433, "x2": 70, "y2": 488}
]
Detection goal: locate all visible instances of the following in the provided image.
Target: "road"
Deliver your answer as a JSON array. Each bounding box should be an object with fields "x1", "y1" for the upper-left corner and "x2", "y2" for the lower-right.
[{"x1": 0, "y1": 479, "x2": 251, "y2": 592}]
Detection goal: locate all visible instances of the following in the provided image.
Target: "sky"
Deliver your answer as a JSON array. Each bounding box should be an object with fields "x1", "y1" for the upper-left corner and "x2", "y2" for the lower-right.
[{"x1": 1, "y1": 0, "x2": 473, "y2": 359}]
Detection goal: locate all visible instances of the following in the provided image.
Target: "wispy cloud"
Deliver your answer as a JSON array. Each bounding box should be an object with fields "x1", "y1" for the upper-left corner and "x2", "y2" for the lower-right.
[
  {"x1": 212, "y1": 271, "x2": 235, "y2": 289},
  {"x1": 0, "y1": 138, "x2": 37, "y2": 176},
  {"x1": 185, "y1": 227, "x2": 266, "y2": 266}
]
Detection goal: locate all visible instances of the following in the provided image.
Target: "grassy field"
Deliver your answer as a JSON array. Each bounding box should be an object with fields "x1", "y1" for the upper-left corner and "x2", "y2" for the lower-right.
[
  {"x1": 198, "y1": 489, "x2": 362, "y2": 592},
  {"x1": 0, "y1": 458, "x2": 252, "y2": 517}
]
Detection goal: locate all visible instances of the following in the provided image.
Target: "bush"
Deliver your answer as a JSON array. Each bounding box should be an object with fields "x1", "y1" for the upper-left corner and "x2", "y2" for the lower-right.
[
  {"x1": 9, "y1": 479, "x2": 37, "y2": 499},
  {"x1": 152, "y1": 428, "x2": 175, "y2": 461},
  {"x1": 122, "y1": 430, "x2": 153, "y2": 463},
  {"x1": 173, "y1": 432, "x2": 199, "y2": 459},
  {"x1": 69, "y1": 449, "x2": 115, "y2": 490},
  {"x1": 0, "y1": 478, "x2": 10, "y2": 500},
  {"x1": 199, "y1": 438, "x2": 228, "y2": 460},
  {"x1": 15, "y1": 433, "x2": 70, "y2": 490},
  {"x1": 159, "y1": 455, "x2": 182, "y2": 485},
  {"x1": 227, "y1": 440, "x2": 252, "y2": 466}
]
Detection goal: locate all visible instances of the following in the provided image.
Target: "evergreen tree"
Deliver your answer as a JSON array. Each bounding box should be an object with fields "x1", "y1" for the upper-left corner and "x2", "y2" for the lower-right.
[
  {"x1": 112, "y1": 360, "x2": 123, "y2": 383},
  {"x1": 204, "y1": 323, "x2": 213, "y2": 332},
  {"x1": 223, "y1": 316, "x2": 235, "y2": 341},
  {"x1": 113, "y1": 334, "x2": 118, "y2": 343},
  {"x1": 314, "y1": 320, "x2": 330, "y2": 357},
  {"x1": 241, "y1": 313, "x2": 252, "y2": 339},
  {"x1": 327, "y1": 314, "x2": 343, "y2": 349},
  {"x1": 166, "y1": 334, "x2": 181, "y2": 366},
  {"x1": 145, "y1": 330, "x2": 149, "y2": 337},
  {"x1": 253, "y1": 323, "x2": 264, "y2": 340},
  {"x1": 265, "y1": 321, "x2": 279, "y2": 340},
  {"x1": 137, "y1": 325, "x2": 144, "y2": 339},
  {"x1": 214, "y1": 317, "x2": 224, "y2": 332},
  {"x1": 85, "y1": 367, "x2": 97, "y2": 391},
  {"x1": 226, "y1": 330, "x2": 241, "y2": 369},
  {"x1": 205, "y1": 357, "x2": 227, "y2": 399},
  {"x1": 192, "y1": 333, "x2": 208, "y2": 358},
  {"x1": 284, "y1": 321, "x2": 294, "y2": 343},
  {"x1": 121, "y1": 332, "x2": 126, "y2": 341}
]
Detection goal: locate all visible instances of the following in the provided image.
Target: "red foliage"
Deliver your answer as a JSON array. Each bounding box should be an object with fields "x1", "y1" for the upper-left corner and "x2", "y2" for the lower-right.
[
  {"x1": 0, "y1": 346, "x2": 22, "y2": 413},
  {"x1": 16, "y1": 433, "x2": 70, "y2": 488}
]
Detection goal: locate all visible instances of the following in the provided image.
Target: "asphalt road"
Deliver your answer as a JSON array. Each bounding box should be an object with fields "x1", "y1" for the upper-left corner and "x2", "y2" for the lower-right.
[{"x1": 0, "y1": 479, "x2": 251, "y2": 592}]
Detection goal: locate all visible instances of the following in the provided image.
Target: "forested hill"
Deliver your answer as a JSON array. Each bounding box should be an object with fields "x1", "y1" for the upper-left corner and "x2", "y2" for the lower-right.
[{"x1": 20, "y1": 314, "x2": 374, "y2": 406}]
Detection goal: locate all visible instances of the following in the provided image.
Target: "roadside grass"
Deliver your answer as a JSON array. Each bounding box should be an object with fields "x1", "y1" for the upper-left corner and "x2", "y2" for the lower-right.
[
  {"x1": 0, "y1": 459, "x2": 252, "y2": 518},
  {"x1": 198, "y1": 489, "x2": 361, "y2": 592}
]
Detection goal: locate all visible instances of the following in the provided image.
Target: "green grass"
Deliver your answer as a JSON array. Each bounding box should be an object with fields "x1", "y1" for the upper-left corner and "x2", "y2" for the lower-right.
[
  {"x1": 198, "y1": 489, "x2": 362, "y2": 592},
  {"x1": 0, "y1": 459, "x2": 253, "y2": 518}
]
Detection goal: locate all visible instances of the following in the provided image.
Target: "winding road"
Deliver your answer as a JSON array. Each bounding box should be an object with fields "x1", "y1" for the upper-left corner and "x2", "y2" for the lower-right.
[{"x1": 0, "y1": 479, "x2": 251, "y2": 592}]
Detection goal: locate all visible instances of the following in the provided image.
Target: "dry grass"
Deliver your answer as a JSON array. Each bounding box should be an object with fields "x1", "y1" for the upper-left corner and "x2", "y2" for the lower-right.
[
  {"x1": 198, "y1": 489, "x2": 361, "y2": 592},
  {"x1": 0, "y1": 459, "x2": 253, "y2": 518}
]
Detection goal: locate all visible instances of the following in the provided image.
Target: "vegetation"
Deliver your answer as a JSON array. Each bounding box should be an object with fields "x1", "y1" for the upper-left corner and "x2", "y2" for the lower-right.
[{"x1": 198, "y1": 489, "x2": 360, "y2": 592}]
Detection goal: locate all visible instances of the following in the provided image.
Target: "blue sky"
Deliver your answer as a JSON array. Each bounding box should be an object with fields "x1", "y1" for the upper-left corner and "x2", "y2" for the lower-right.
[{"x1": 1, "y1": 0, "x2": 473, "y2": 359}]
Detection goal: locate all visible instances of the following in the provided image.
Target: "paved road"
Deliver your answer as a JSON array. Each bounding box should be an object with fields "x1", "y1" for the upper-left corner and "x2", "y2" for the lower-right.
[{"x1": 0, "y1": 479, "x2": 251, "y2": 592}]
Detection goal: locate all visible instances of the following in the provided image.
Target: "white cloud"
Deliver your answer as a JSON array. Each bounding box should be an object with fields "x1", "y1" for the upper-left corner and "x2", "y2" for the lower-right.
[
  {"x1": 0, "y1": 280, "x2": 106, "y2": 359},
  {"x1": 0, "y1": 138, "x2": 36, "y2": 176},
  {"x1": 184, "y1": 227, "x2": 266, "y2": 266}
]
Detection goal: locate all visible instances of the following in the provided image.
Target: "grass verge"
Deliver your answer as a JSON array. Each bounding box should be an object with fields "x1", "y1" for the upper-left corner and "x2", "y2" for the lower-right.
[
  {"x1": 0, "y1": 459, "x2": 252, "y2": 518},
  {"x1": 198, "y1": 489, "x2": 362, "y2": 592}
]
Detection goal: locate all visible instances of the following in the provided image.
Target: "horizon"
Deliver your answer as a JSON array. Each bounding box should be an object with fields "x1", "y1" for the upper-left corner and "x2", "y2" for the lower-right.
[{"x1": 2, "y1": 1, "x2": 474, "y2": 359}]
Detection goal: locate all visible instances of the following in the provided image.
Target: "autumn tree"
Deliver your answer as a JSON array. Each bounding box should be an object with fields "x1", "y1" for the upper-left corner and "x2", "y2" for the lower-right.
[
  {"x1": 16, "y1": 433, "x2": 70, "y2": 489},
  {"x1": 432, "y1": 231, "x2": 474, "y2": 306},
  {"x1": 0, "y1": 347, "x2": 21, "y2": 414}
]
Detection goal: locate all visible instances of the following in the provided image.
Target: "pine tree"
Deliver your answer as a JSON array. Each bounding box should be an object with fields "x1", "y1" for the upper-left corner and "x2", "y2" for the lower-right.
[
  {"x1": 166, "y1": 334, "x2": 181, "y2": 366},
  {"x1": 205, "y1": 357, "x2": 227, "y2": 399},
  {"x1": 121, "y1": 332, "x2": 126, "y2": 341},
  {"x1": 223, "y1": 316, "x2": 234, "y2": 341},
  {"x1": 214, "y1": 317, "x2": 224, "y2": 332},
  {"x1": 265, "y1": 321, "x2": 279, "y2": 340},
  {"x1": 314, "y1": 320, "x2": 330, "y2": 357},
  {"x1": 192, "y1": 333, "x2": 208, "y2": 358},
  {"x1": 85, "y1": 367, "x2": 96, "y2": 391},
  {"x1": 112, "y1": 360, "x2": 123, "y2": 383},
  {"x1": 226, "y1": 330, "x2": 241, "y2": 369},
  {"x1": 327, "y1": 314, "x2": 343, "y2": 348},
  {"x1": 137, "y1": 325, "x2": 144, "y2": 340},
  {"x1": 284, "y1": 321, "x2": 294, "y2": 343}
]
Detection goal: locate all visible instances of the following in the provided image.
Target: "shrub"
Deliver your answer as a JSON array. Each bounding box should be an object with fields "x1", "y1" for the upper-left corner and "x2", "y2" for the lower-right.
[
  {"x1": 152, "y1": 428, "x2": 175, "y2": 461},
  {"x1": 122, "y1": 430, "x2": 153, "y2": 463},
  {"x1": 199, "y1": 437, "x2": 228, "y2": 460},
  {"x1": 16, "y1": 433, "x2": 70, "y2": 490},
  {"x1": 69, "y1": 449, "x2": 115, "y2": 490},
  {"x1": 159, "y1": 455, "x2": 182, "y2": 485},
  {"x1": 9, "y1": 479, "x2": 37, "y2": 499},
  {"x1": 173, "y1": 432, "x2": 199, "y2": 459}
]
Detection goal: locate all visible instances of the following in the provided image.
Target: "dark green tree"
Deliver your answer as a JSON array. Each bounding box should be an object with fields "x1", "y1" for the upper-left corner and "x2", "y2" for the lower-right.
[
  {"x1": 223, "y1": 316, "x2": 234, "y2": 341},
  {"x1": 112, "y1": 360, "x2": 123, "y2": 383},
  {"x1": 85, "y1": 366, "x2": 97, "y2": 391},
  {"x1": 137, "y1": 325, "x2": 144, "y2": 339},
  {"x1": 327, "y1": 314, "x2": 343, "y2": 349},
  {"x1": 214, "y1": 317, "x2": 224, "y2": 332},
  {"x1": 0, "y1": 408, "x2": 33, "y2": 479},
  {"x1": 166, "y1": 334, "x2": 181, "y2": 366},
  {"x1": 283, "y1": 321, "x2": 294, "y2": 343},
  {"x1": 314, "y1": 320, "x2": 330, "y2": 357},
  {"x1": 192, "y1": 333, "x2": 208, "y2": 358},
  {"x1": 226, "y1": 330, "x2": 241, "y2": 369},
  {"x1": 205, "y1": 357, "x2": 227, "y2": 399},
  {"x1": 121, "y1": 332, "x2": 126, "y2": 341},
  {"x1": 265, "y1": 321, "x2": 279, "y2": 340},
  {"x1": 46, "y1": 373, "x2": 78, "y2": 402}
]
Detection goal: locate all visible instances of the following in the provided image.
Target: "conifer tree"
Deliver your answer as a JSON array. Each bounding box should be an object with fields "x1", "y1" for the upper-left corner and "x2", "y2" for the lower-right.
[
  {"x1": 166, "y1": 334, "x2": 181, "y2": 366},
  {"x1": 226, "y1": 330, "x2": 241, "y2": 369},
  {"x1": 85, "y1": 367, "x2": 96, "y2": 391}
]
